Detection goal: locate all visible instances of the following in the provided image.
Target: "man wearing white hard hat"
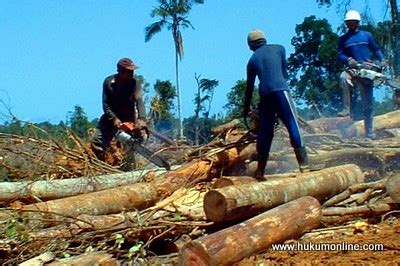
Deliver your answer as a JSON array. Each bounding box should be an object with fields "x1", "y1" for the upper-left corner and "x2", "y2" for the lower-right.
[{"x1": 337, "y1": 10, "x2": 384, "y2": 139}]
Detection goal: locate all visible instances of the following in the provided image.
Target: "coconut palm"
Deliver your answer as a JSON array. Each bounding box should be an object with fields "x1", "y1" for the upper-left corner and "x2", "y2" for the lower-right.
[{"x1": 145, "y1": 0, "x2": 204, "y2": 139}]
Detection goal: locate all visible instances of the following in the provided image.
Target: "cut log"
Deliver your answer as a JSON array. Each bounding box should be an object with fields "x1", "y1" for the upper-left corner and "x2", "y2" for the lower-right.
[
  {"x1": 322, "y1": 201, "x2": 399, "y2": 216},
  {"x1": 19, "y1": 252, "x2": 55, "y2": 266},
  {"x1": 20, "y1": 183, "x2": 158, "y2": 227},
  {"x1": 213, "y1": 176, "x2": 258, "y2": 188},
  {"x1": 322, "y1": 179, "x2": 385, "y2": 207},
  {"x1": 203, "y1": 164, "x2": 364, "y2": 222},
  {"x1": 307, "y1": 116, "x2": 354, "y2": 137},
  {"x1": 0, "y1": 168, "x2": 166, "y2": 202},
  {"x1": 309, "y1": 147, "x2": 400, "y2": 175},
  {"x1": 386, "y1": 173, "x2": 400, "y2": 203},
  {"x1": 179, "y1": 196, "x2": 321, "y2": 266},
  {"x1": 153, "y1": 136, "x2": 256, "y2": 197},
  {"x1": 46, "y1": 251, "x2": 118, "y2": 266},
  {"x1": 213, "y1": 173, "x2": 299, "y2": 189},
  {"x1": 211, "y1": 119, "x2": 241, "y2": 136},
  {"x1": 353, "y1": 110, "x2": 400, "y2": 137}
]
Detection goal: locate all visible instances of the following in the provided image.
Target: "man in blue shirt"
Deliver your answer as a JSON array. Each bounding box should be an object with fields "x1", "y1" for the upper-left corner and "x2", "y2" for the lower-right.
[
  {"x1": 337, "y1": 10, "x2": 384, "y2": 139},
  {"x1": 243, "y1": 29, "x2": 310, "y2": 180}
]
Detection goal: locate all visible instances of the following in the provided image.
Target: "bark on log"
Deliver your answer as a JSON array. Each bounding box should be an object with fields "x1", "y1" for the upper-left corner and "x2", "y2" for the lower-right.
[
  {"x1": 153, "y1": 136, "x2": 256, "y2": 196},
  {"x1": 322, "y1": 202, "x2": 399, "y2": 216},
  {"x1": 211, "y1": 119, "x2": 241, "y2": 136},
  {"x1": 307, "y1": 116, "x2": 354, "y2": 137},
  {"x1": 213, "y1": 176, "x2": 258, "y2": 188},
  {"x1": 309, "y1": 147, "x2": 400, "y2": 175},
  {"x1": 386, "y1": 173, "x2": 400, "y2": 203},
  {"x1": 46, "y1": 251, "x2": 118, "y2": 266},
  {"x1": 322, "y1": 179, "x2": 385, "y2": 207},
  {"x1": 21, "y1": 183, "x2": 158, "y2": 227},
  {"x1": 204, "y1": 164, "x2": 364, "y2": 222},
  {"x1": 213, "y1": 173, "x2": 298, "y2": 189},
  {"x1": 0, "y1": 168, "x2": 166, "y2": 202},
  {"x1": 179, "y1": 196, "x2": 321, "y2": 266},
  {"x1": 19, "y1": 252, "x2": 55, "y2": 266}
]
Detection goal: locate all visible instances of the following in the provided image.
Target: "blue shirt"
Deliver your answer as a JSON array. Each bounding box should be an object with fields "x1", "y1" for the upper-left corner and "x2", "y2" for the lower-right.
[
  {"x1": 247, "y1": 44, "x2": 289, "y2": 97},
  {"x1": 337, "y1": 29, "x2": 383, "y2": 64}
]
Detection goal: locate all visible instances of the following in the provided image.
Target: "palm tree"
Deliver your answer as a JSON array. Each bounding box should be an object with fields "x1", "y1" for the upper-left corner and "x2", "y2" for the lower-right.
[{"x1": 145, "y1": 0, "x2": 204, "y2": 139}]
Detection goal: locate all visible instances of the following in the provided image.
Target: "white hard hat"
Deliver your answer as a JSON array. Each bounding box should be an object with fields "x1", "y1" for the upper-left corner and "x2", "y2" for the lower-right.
[{"x1": 344, "y1": 10, "x2": 361, "y2": 22}]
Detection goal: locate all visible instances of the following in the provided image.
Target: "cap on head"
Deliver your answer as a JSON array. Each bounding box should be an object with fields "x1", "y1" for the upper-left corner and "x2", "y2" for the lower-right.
[
  {"x1": 247, "y1": 29, "x2": 266, "y2": 44},
  {"x1": 117, "y1": 57, "x2": 137, "y2": 71},
  {"x1": 344, "y1": 10, "x2": 361, "y2": 22},
  {"x1": 247, "y1": 29, "x2": 267, "y2": 51}
]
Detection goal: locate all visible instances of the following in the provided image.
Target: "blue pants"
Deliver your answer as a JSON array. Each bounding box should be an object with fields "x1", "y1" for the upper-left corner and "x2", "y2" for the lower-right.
[
  {"x1": 339, "y1": 71, "x2": 374, "y2": 136},
  {"x1": 257, "y1": 90, "x2": 304, "y2": 159}
]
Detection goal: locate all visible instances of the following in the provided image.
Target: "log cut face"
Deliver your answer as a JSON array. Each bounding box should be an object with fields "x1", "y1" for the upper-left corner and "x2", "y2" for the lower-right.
[
  {"x1": 204, "y1": 164, "x2": 364, "y2": 222},
  {"x1": 386, "y1": 174, "x2": 400, "y2": 203},
  {"x1": 179, "y1": 196, "x2": 321, "y2": 266}
]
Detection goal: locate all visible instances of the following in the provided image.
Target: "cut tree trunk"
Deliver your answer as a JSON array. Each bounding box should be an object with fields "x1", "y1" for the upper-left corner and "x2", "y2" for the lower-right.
[
  {"x1": 213, "y1": 176, "x2": 258, "y2": 188},
  {"x1": 20, "y1": 183, "x2": 158, "y2": 227},
  {"x1": 153, "y1": 136, "x2": 256, "y2": 197},
  {"x1": 213, "y1": 173, "x2": 299, "y2": 189},
  {"x1": 322, "y1": 201, "x2": 399, "y2": 216},
  {"x1": 307, "y1": 116, "x2": 354, "y2": 137},
  {"x1": 211, "y1": 119, "x2": 241, "y2": 136},
  {"x1": 179, "y1": 196, "x2": 321, "y2": 266},
  {"x1": 203, "y1": 164, "x2": 364, "y2": 222},
  {"x1": 352, "y1": 110, "x2": 400, "y2": 137},
  {"x1": 46, "y1": 251, "x2": 118, "y2": 266},
  {"x1": 309, "y1": 147, "x2": 400, "y2": 176},
  {"x1": 322, "y1": 179, "x2": 385, "y2": 207},
  {"x1": 0, "y1": 168, "x2": 166, "y2": 203},
  {"x1": 386, "y1": 173, "x2": 400, "y2": 203}
]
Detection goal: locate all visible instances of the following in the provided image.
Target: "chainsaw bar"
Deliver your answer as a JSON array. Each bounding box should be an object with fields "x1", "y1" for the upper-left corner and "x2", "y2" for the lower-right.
[{"x1": 129, "y1": 141, "x2": 171, "y2": 170}]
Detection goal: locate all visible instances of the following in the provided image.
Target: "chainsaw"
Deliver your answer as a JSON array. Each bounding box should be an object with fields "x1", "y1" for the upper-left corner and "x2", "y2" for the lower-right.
[
  {"x1": 115, "y1": 122, "x2": 171, "y2": 170},
  {"x1": 347, "y1": 62, "x2": 400, "y2": 90}
]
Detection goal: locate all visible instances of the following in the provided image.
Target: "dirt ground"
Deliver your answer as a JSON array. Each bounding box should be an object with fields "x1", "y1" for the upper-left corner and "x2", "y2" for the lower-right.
[{"x1": 238, "y1": 217, "x2": 400, "y2": 265}]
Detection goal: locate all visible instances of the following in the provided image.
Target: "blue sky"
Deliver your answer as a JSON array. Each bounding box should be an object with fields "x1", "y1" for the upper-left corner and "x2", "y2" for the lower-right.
[{"x1": 0, "y1": 0, "x2": 390, "y2": 124}]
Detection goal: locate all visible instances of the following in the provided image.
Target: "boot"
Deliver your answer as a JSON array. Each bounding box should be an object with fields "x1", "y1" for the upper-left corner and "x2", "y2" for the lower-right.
[
  {"x1": 338, "y1": 86, "x2": 351, "y2": 117},
  {"x1": 254, "y1": 154, "x2": 268, "y2": 181},
  {"x1": 294, "y1": 147, "x2": 310, "y2": 173},
  {"x1": 294, "y1": 147, "x2": 325, "y2": 173},
  {"x1": 364, "y1": 117, "x2": 376, "y2": 140}
]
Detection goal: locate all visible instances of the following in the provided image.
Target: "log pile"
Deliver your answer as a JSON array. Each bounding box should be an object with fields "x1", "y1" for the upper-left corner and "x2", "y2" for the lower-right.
[{"x1": 0, "y1": 110, "x2": 400, "y2": 264}]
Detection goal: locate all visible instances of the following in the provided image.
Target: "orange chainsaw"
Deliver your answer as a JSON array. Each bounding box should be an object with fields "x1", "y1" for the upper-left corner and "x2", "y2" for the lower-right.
[{"x1": 115, "y1": 122, "x2": 171, "y2": 170}]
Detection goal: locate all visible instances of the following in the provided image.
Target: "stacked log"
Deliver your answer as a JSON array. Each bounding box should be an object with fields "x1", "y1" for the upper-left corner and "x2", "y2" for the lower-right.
[
  {"x1": 353, "y1": 110, "x2": 400, "y2": 137},
  {"x1": 203, "y1": 164, "x2": 364, "y2": 222},
  {"x1": 0, "y1": 168, "x2": 166, "y2": 202},
  {"x1": 20, "y1": 183, "x2": 158, "y2": 227}
]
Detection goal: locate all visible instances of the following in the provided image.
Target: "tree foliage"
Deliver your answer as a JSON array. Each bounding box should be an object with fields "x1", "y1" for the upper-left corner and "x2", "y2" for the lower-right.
[
  {"x1": 67, "y1": 105, "x2": 92, "y2": 140},
  {"x1": 145, "y1": 0, "x2": 205, "y2": 139},
  {"x1": 149, "y1": 80, "x2": 178, "y2": 137},
  {"x1": 183, "y1": 114, "x2": 223, "y2": 145},
  {"x1": 288, "y1": 16, "x2": 342, "y2": 117},
  {"x1": 224, "y1": 80, "x2": 259, "y2": 121}
]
